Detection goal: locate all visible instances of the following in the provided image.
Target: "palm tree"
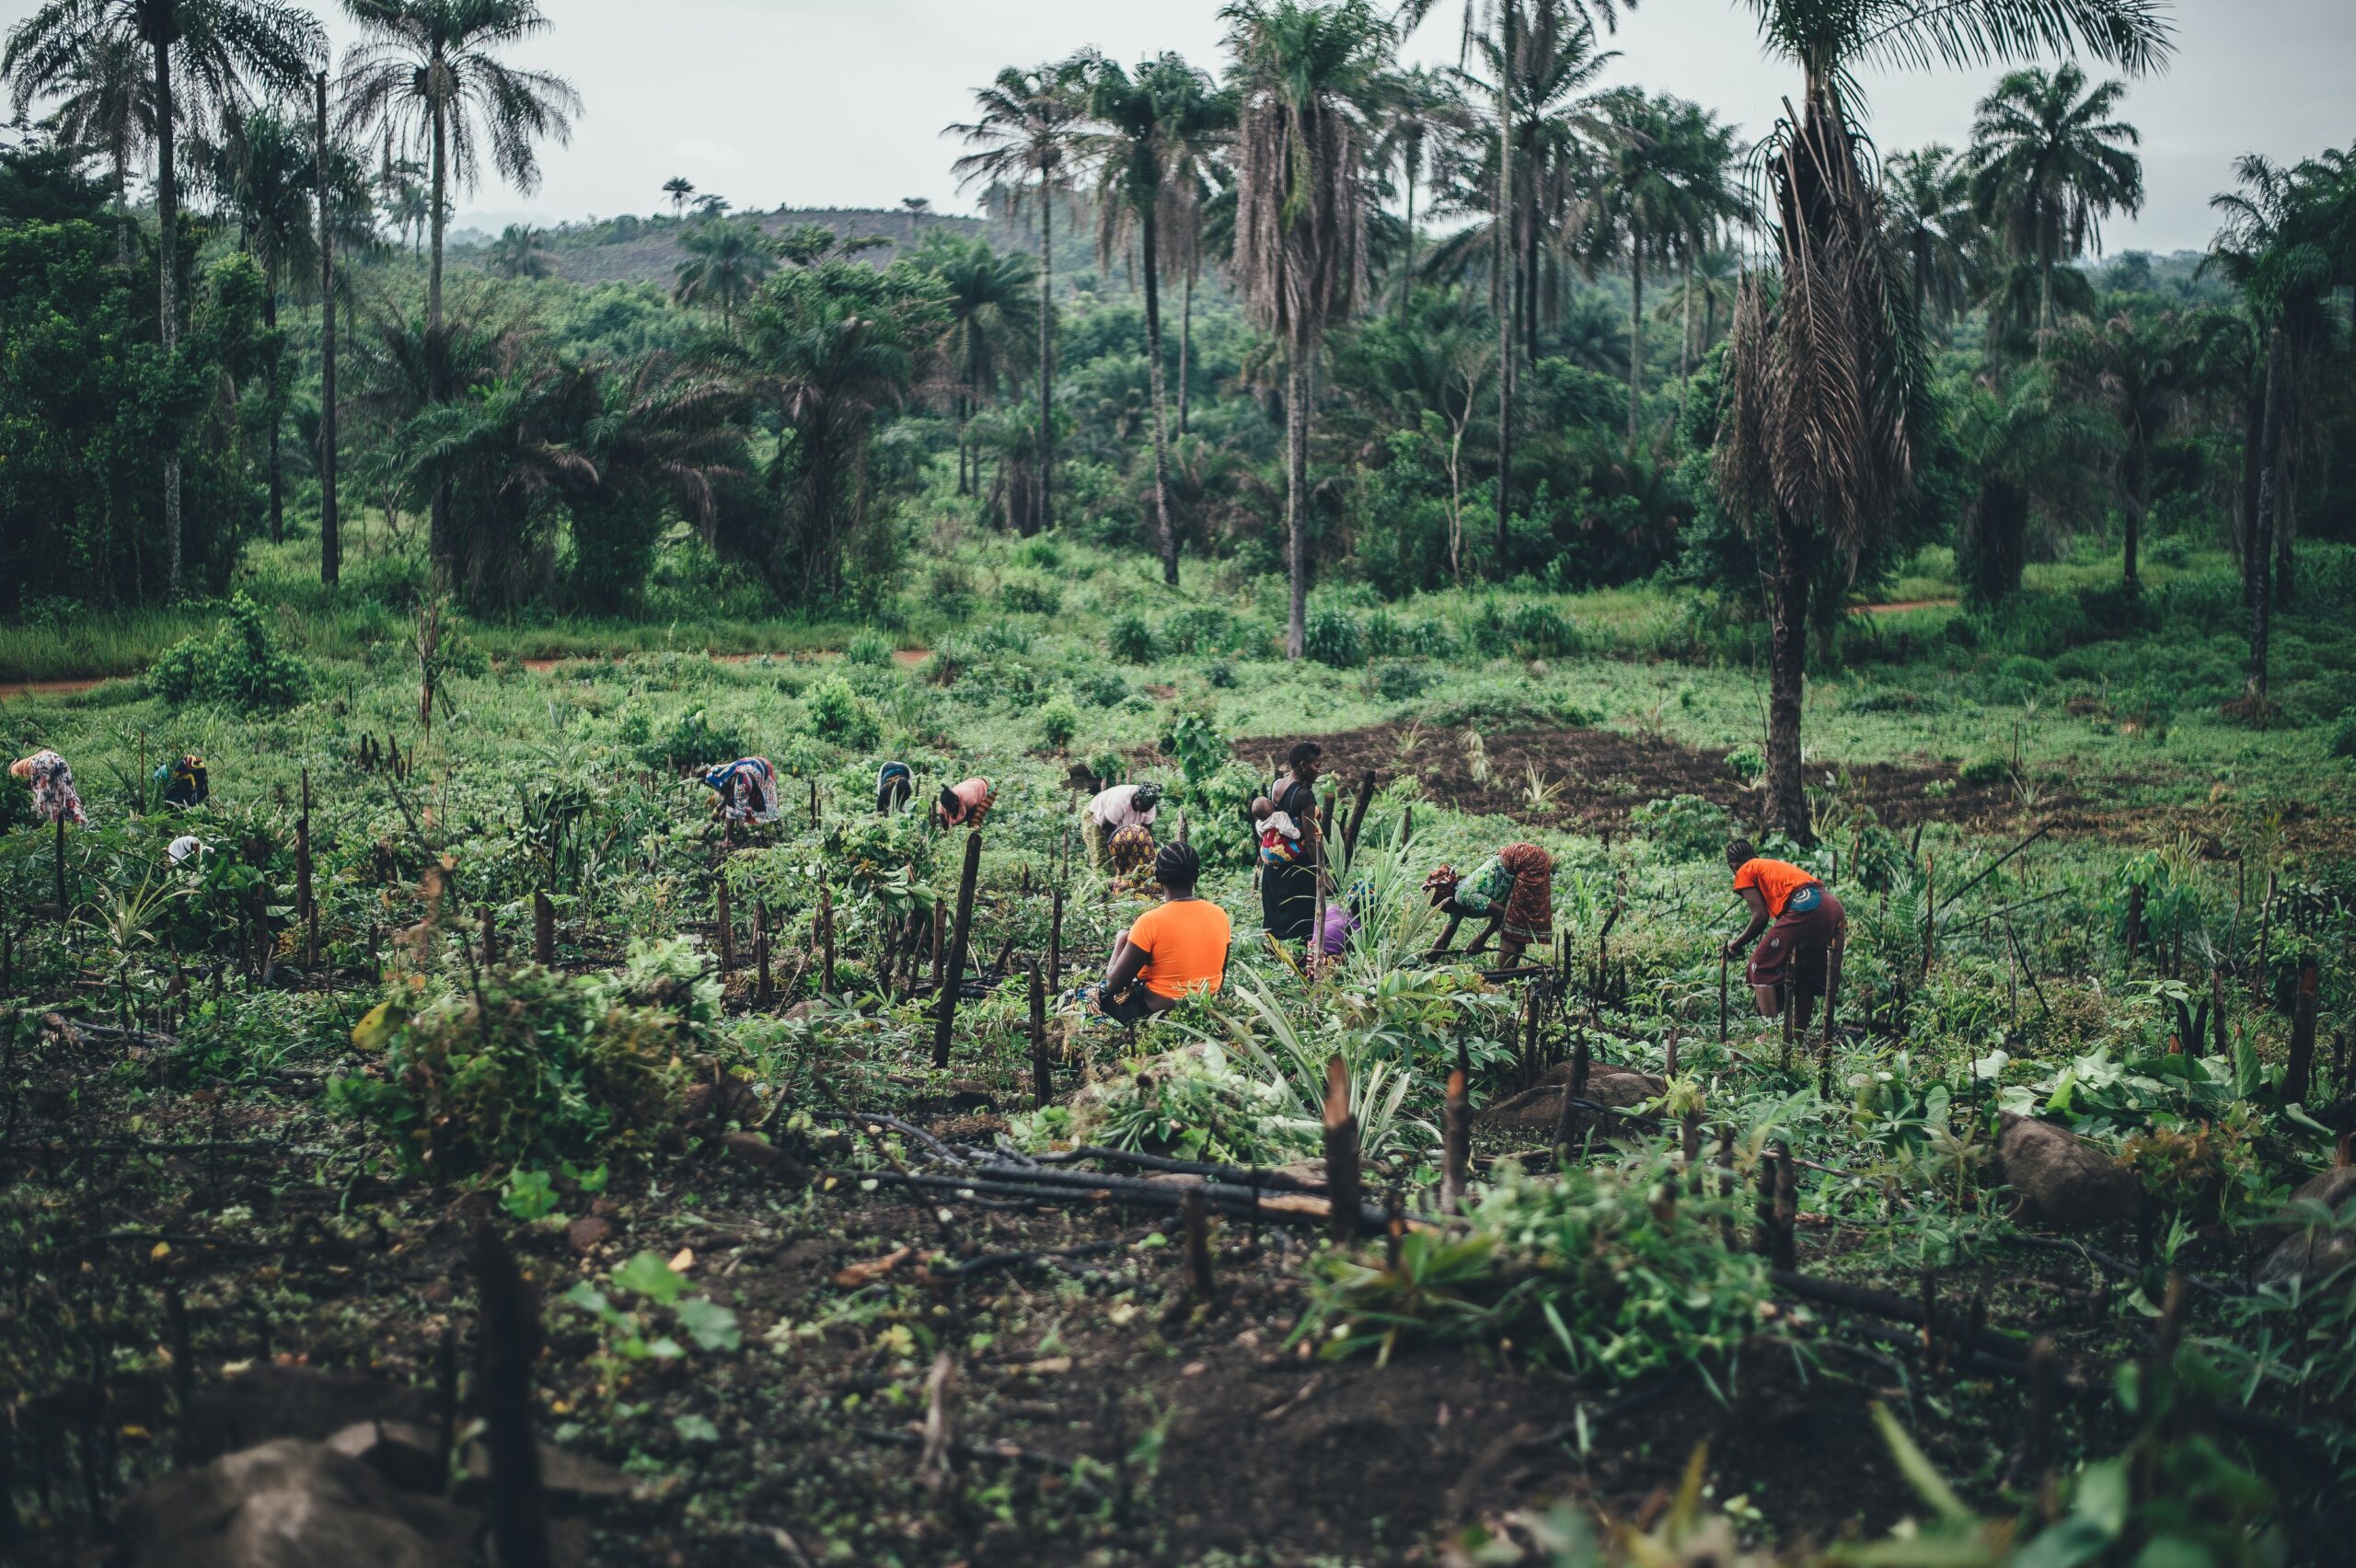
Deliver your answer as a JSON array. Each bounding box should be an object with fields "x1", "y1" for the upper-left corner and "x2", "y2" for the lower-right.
[
  {"x1": 1371, "y1": 64, "x2": 1467, "y2": 316},
  {"x1": 563, "y1": 353, "x2": 752, "y2": 609},
  {"x1": 339, "y1": 0, "x2": 580, "y2": 583},
  {"x1": 1967, "y1": 63, "x2": 2143, "y2": 348},
  {"x1": 950, "y1": 61, "x2": 1085, "y2": 536},
  {"x1": 1715, "y1": 0, "x2": 2169, "y2": 839},
  {"x1": 1950, "y1": 362, "x2": 2108, "y2": 608},
  {"x1": 1079, "y1": 50, "x2": 1221, "y2": 586},
  {"x1": 920, "y1": 233, "x2": 1036, "y2": 495},
  {"x1": 1884, "y1": 144, "x2": 1978, "y2": 330},
  {"x1": 5, "y1": 19, "x2": 154, "y2": 268},
  {"x1": 1224, "y1": 0, "x2": 1391, "y2": 658},
  {"x1": 484, "y1": 219, "x2": 553, "y2": 278},
  {"x1": 2050, "y1": 308, "x2": 2217, "y2": 588},
  {"x1": 672, "y1": 214, "x2": 774, "y2": 327},
  {"x1": 5, "y1": 0, "x2": 324, "y2": 596},
  {"x1": 662, "y1": 173, "x2": 691, "y2": 216}
]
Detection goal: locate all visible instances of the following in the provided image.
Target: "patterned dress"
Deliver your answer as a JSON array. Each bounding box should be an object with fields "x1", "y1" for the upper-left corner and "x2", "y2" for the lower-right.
[
  {"x1": 1449, "y1": 843, "x2": 1554, "y2": 947},
  {"x1": 702, "y1": 757, "x2": 781, "y2": 824},
  {"x1": 11, "y1": 751, "x2": 87, "y2": 826}
]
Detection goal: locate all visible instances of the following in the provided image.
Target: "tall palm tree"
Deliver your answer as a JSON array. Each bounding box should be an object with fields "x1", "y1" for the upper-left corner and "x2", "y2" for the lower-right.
[
  {"x1": 1225, "y1": 0, "x2": 1391, "y2": 658},
  {"x1": 662, "y1": 173, "x2": 691, "y2": 216},
  {"x1": 339, "y1": 0, "x2": 580, "y2": 583},
  {"x1": 1884, "y1": 144, "x2": 1978, "y2": 330},
  {"x1": 5, "y1": 19, "x2": 154, "y2": 268},
  {"x1": 5, "y1": 0, "x2": 324, "y2": 596},
  {"x1": 484, "y1": 220, "x2": 553, "y2": 278},
  {"x1": 672, "y1": 214, "x2": 774, "y2": 328},
  {"x1": 1950, "y1": 360, "x2": 2108, "y2": 608},
  {"x1": 2050, "y1": 307, "x2": 2217, "y2": 588},
  {"x1": 1715, "y1": 0, "x2": 2169, "y2": 839},
  {"x1": 921, "y1": 234, "x2": 1036, "y2": 496},
  {"x1": 1653, "y1": 98, "x2": 1748, "y2": 391},
  {"x1": 1080, "y1": 50, "x2": 1221, "y2": 586},
  {"x1": 1967, "y1": 63, "x2": 2143, "y2": 348},
  {"x1": 950, "y1": 61, "x2": 1085, "y2": 536},
  {"x1": 1371, "y1": 64, "x2": 1467, "y2": 316}
]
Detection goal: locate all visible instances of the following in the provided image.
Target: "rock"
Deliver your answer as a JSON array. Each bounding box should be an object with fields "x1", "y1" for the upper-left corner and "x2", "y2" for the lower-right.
[
  {"x1": 565, "y1": 1215, "x2": 616, "y2": 1254},
  {"x1": 2257, "y1": 1166, "x2": 2356, "y2": 1286},
  {"x1": 324, "y1": 1421, "x2": 443, "y2": 1495},
  {"x1": 183, "y1": 1366, "x2": 435, "y2": 1467},
  {"x1": 1482, "y1": 1066, "x2": 1666, "y2": 1137},
  {"x1": 1993, "y1": 1113, "x2": 2141, "y2": 1230},
  {"x1": 721, "y1": 1131, "x2": 805, "y2": 1181},
  {"x1": 116, "y1": 1438, "x2": 476, "y2": 1568},
  {"x1": 456, "y1": 1438, "x2": 634, "y2": 1510}
]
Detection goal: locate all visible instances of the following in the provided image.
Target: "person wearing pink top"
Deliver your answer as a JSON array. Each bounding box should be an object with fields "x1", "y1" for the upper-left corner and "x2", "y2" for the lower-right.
[{"x1": 936, "y1": 776, "x2": 996, "y2": 827}]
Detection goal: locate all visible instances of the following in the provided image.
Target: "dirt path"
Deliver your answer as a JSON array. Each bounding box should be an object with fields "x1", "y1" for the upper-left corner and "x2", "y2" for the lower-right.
[
  {"x1": 1855, "y1": 598, "x2": 1958, "y2": 613},
  {"x1": 0, "y1": 674, "x2": 120, "y2": 703}
]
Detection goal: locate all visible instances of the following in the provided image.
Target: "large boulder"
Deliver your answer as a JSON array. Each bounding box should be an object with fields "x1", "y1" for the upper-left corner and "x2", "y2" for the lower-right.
[
  {"x1": 115, "y1": 1439, "x2": 476, "y2": 1568},
  {"x1": 2257, "y1": 1166, "x2": 2356, "y2": 1286},
  {"x1": 1993, "y1": 1113, "x2": 2140, "y2": 1230},
  {"x1": 1483, "y1": 1064, "x2": 1666, "y2": 1140}
]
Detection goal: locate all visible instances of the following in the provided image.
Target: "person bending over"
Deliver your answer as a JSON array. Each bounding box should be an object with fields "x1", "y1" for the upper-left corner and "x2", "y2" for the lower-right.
[
  {"x1": 1095, "y1": 843, "x2": 1230, "y2": 1024},
  {"x1": 1424, "y1": 843, "x2": 1554, "y2": 966},
  {"x1": 875, "y1": 761, "x2": 914, "y2": 814},
  {"x1": 1721, "y1": 838, "x2": 1846, "y2": 1022},
  {"x1": 1082, "y1": 780, "x2": 1162, "y2": 868},
  {"x1": 937, "y1": 776, "x2": 996, "y2": 828}
]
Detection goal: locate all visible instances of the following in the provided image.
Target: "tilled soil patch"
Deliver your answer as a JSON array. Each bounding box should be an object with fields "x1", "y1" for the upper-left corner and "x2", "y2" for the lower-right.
[{"x1": 1237, "y1": 721, "x2": 2121, "y2": 839}]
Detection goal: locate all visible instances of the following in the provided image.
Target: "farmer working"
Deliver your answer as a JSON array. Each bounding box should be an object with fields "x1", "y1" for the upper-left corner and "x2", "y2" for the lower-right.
[
  {"x1": 1094, "y1": 843, "x2": 1230, "y2": 1024},
  {"x1": 1424, "y1": 843, "x2": 1554, "y2": 965},
  {"x1": 158, "y1": 754, "x2": 209, "y2": 810},
  {"x1": 10, "y1": 750, "x2": 87, "y2": 825},
  {"x1": 1721, "y1": 838, "x2": 1846, "y2": 1020},
  {"x1": 1260, "y1": 743, "x2": 1323, "y2": 942},
  {"x1": 937, "y1": 776, "x2": 996, "y2": 828},
  {"x1": 1081, "y1": 780, "x2": 1162, "y2": 869},
  {"x1": 875, "y1": 761, "x2": 914, "y2": 814}
]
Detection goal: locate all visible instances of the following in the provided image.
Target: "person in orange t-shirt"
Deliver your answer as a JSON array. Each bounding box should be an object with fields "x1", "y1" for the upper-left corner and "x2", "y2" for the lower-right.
[
  {"x1": 1094, "y1": 843, "x2": 1231, "y2": 1024},
  {"x1": 1721, "y1": 837, "x2": 1846, "y2": 1022}
]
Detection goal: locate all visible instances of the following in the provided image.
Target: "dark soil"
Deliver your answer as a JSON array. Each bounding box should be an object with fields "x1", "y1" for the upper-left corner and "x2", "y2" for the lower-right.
[{"x1": 1239, "y1": 721, "x2": 2125, "y2": 840}]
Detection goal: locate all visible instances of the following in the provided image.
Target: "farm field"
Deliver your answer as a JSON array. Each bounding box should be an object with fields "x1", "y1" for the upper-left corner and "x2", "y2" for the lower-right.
[{"x1": 6, "y1": 528, "x2": 2355, "y2": 1566}]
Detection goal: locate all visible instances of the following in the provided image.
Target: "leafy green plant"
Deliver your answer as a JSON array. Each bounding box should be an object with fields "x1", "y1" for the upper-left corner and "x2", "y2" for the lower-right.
[
  {"x1": 999, "y1": 575, "x2": 1061, "y2": 616},
  {"x1": 1038, "y1": 694, "x2": 1081, "y2": 751},
  {"x1": 562, "y1": 1249, "x2": 742, "y2": 1370},
  {"x1": 843, "y1": 628, "x2": 895, "y2": 666},
  {"x1": 1108, "y1": 612, "x2": 1158, "y2": 663},
  {"x1": 1631, "y1": 794, "x2": 1735, "y2": 859},
  {"x1": 635, "y1": 707, "x2": 749, "y2": 773},
  {"x1": 806, "y1": 675, "x2": 882, "y2": 749},
  {"x1": 1305, "y1": 606, "x2": 1368, "y2": 668},
  {"x1": 1161, "y1": 709, "x2": 1230, "y2": 786},
  {"x1": 149, "y1": 594, "x2": 312, "y2": 712}
]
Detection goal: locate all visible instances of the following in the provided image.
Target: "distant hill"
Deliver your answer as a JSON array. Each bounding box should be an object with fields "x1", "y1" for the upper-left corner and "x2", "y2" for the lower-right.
[{"x1": 462, "y1": 206, "x2": 1000, "y2": 288}]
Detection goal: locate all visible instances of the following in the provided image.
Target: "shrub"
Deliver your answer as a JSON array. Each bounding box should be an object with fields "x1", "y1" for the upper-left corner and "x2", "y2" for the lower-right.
[
  {"x1": 1303, "y1": 606, "x2": 1367, "y2": 668},
  {"x1": 1503, "y1": 601, "x2": 1579, "y2": 658},
  {"x1": 1162, "y1": 605, "x2": 1237, "y2": 654},
  {"x1": 637, "y1": 707, "x2": 748, "y2": 773},
  {"x1": 805, "y1": 676, "x2": 881, "y2": 750},
  {"x1": 926, "y1": 561, "x2": 976, "y2": 621},
  {"x1": 1631, "y1": 794, "x2": 1735, "y2": 859},
  {"x1": 1013, "y1": 536, "x2": 1064, "y2": 572},
  {"x1": 1723, "y1": 744, "x2": 1763, "y2": 781},
  {"x1": 1074, "y1": 669, "x2": 1129, "y2": 707},
  {"x1": 1203, "y1": 661, "x2": 1238, "y2": 690},
  {"x1": 1084, "y1": 747, "x2": 1128, "y2": 789},
  {"x1": 1108, "y1": 613, "x2": 1158, "y2": 663},
  {"x1": 1958, "y1": 754, "x2": 2009, "y2": 786},
  {"x1": 1369, "y1": 660, "x2": 1432, "y2": 702},
  {"x1": 921, "y1": 636, "x2": 974, "y2": 686},
  {"x1": 149, "y1": 594, "x2": 312, "y2": 712},
  {"x1": 1039, "y1": 694, "x2": 1081, "y2": 750},
  {"x1": 2331, "y1": 710, "x2": 2356, "y2": 762},
  {"x1": 843, "y1": 629, "x2": 894, "y2": 666},
  {"x1": 0, "y1": 769, "x2": 31, "y2": 832},
  {"x1": 999, "y1": 575, "x2": 1062, "y2": 616},
  {"x1": 332, "y1": 939, "x2": 710, "y2": 1178},
  {"x1": 975, "y1": 618, "x2": 1033, "y2": 654}
]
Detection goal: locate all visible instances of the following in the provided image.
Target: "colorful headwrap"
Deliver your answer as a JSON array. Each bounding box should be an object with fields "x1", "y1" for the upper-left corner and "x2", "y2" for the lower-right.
[
  {"x1": 701, "y1": 756, "x2": 781, "y2": 824},
  {"x1": 11, "y1": 750, "x2": 87, "y2": 826}
]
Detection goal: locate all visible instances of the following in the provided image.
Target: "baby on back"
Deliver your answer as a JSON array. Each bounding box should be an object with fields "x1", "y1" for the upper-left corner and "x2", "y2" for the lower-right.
[{"x1": 1252, "y1": 795, "x2": 1303, "y2": 868}]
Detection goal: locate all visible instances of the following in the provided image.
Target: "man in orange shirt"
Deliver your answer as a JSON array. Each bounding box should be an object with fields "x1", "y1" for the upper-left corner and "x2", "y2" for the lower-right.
[
  {"x1": 1722, "y1": 838, "x2": 1845, "y2": 1022},
  {"x1": 1095, "y1": 843, "x2": 1231, "y2": 1024}
]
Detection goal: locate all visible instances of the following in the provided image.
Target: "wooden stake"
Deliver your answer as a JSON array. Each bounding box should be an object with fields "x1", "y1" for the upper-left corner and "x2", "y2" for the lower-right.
[
  {"x1": 534, "y1": 891, "x2": 555, "y2": 966},
  {"x1": 1047, "y1": 885, "x2": 1064, "y2": 988},
  {"x1": 1322, "y1": 1054, "x2": 1360, "y2": 1243},
  {"x1": 756, "y1": 900, "x2": 774, "y2": 1007},
  {"x1": 2124, "y1": 882, "x2": 2144, "y2": 974},
  {"x1": 2025, "y1": 1333, "x2": 2056, "y2": 1486},
  {"x1": 1818, "y1": 938, "x2": 1842, "y2": 1101},
  {"x1": 1439, "y1": 1043, "x2": 1471, "y2": 1214},
  {"x1": 471, "y1": 1228, "x2": 551, "y2": 1568},
  {"x1": 1182, "y1": 1186, "x2": 1217, "y2": 1304},
  {"x1": 1341, "y1": 769, "x2": 1376, "y2": 868},
  {"x1": 1718, "y1": 952, "x2": 1729, "y2": 1044},
  {"x1": 55, "y1": 816, "x2": 67, "y2": 926},
  {"x1": 1771, "y1": 1140, "x2": 1798, "y2": 1272},
  {"x1": 2284, "y1": 957, "x2": 2319, "y2": 1104},
  {"x1": 715, "y1": 875, "x2": 734, "y2": 973},
  {"x1": 1781, "y1": 988, "x2": 1796, "y2": 1072},
  {"x1": 2253, "y1": 870, "x2": 2277, "y2": 1004},
  {"x1": 817, "y1": 879, "x2": 836, "y2": 995},
  {"x1": 930, "y1": 902, "x2": 947, "y2": 991},
  {"x1": 932, "y1": 831, "x2": 984, "y2": 1069},
  {"x1": 1028, "y1": 962, "x2": 1050, "y2": 1109},
  {"x1": 1400, "y1": 803, "x2": 1412, "y2": 852},
  {"x1": 2211, "y1": 967, "x2": 2228, "y2": 1058},
  {"x1": 1664, "y1": 1026, "x2": 1680, "y2": 1078},
  {"x1": 1921, "y1": 852, "x2": 1935, "y2": 982},
  {"x1": 479, "y1": 906, "x2": 497, "y2": 966}
]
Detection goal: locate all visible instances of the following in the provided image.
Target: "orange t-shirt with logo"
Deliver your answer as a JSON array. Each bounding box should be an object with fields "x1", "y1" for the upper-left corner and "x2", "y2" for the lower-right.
[
  {"x1": 1126, "y1": 897, "x2": 1232, "y2": 1001},
  {"x1": 1733, "y1": 858, "x2": 1818, "y2": 918}
]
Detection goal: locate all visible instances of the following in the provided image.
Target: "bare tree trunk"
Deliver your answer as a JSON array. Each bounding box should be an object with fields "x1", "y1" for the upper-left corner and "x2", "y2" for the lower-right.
[
  {"x1": 1037, "y1": 188, "x2": 1055, "y2": 535},
  {"x1": 2121, "y1": 443, "x2": 2143, "y2": 589},
  {"x1": 2245, "y1": 329, "x2": 2284, "y2": 712},
  {"x1": 1680, "y1": 248, "x2": 1693, "y2": 386},
  {"x1": 1627, "y1": 236, "x2": 1644, "y2": 444},
  {"x1": 1397, "y1": 163, "x2": 1416, "y2": 318},
  {"x1": 1286, "y1": 353, "x2": 1310, "y2": 660},
  {"x1": 264, "y1": 280, "x2": 283, "y2": 545},
  {"x1": 155, "y1": 38, "x2": 183, "y2": 596},
  {"x1": 1766, "y1": 504, "x2": 1811, "y2": 841},
  {"x1": 318, "y1": 70, "x2": 340, "y2": 587},
  {"x1": 1178, "y1": 266, "x2": 1194, "y2": 436},
  {"x1": 1142, "y1": 204, "x2": 1178, "y2": 587},
  {"x1": 2238, "y1": 386, "x2": 2263, "y2": 606},
  {"x1": 428, "y1": 79, "x2": 453, "y2": 584},
  {"x1": 1492, "y1": 6, "x2": 1514, "y2": 575},
  {"x1": 2275, "y1": 361, "x2": 2299, "y2": 605}
]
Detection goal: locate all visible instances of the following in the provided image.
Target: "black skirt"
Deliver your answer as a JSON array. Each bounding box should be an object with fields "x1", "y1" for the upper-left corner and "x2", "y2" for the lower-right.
[{"x1": 1261, "y1": 859, "x2": 1317, "y2": 940}]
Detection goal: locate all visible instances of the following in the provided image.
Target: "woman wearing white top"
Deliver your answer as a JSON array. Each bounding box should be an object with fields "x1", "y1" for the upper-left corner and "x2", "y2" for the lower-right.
[{"x1": 1080, "y1": 781, "x2": 1162, "y2": 870}]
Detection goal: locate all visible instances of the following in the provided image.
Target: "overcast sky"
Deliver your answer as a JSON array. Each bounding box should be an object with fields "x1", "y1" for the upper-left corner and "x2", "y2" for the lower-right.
[{"x1": 14, "y1": 0, "x2": 2350, "y2": 254}]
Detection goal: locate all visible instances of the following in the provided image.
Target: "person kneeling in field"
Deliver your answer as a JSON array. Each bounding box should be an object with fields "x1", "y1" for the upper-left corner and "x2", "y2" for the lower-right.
[
  {"x1": 1721, "y1": 837, "x2": 1845, "y2": 1022},
  {"x1": 1093, "y1": 843, "x2": 1230, "y2": 1024}
]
